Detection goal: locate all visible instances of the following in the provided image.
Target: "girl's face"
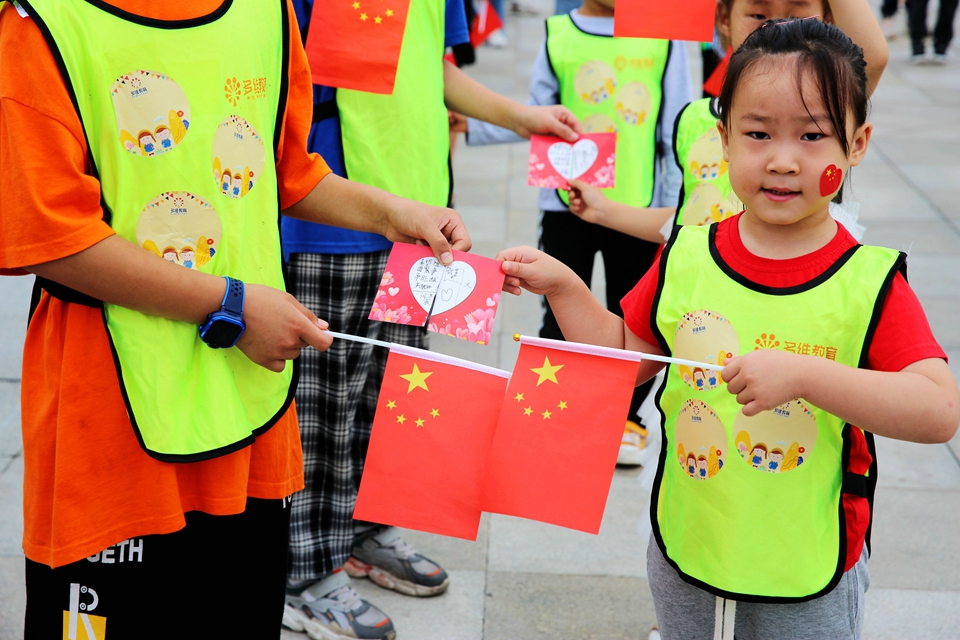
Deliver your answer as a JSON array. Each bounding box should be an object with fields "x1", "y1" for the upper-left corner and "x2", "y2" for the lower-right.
[
  {"x1": 720, "y1": 0, "x2": 825, "y2": 50},
  {"x1": 718, "y1": 56, "x2": 870, "y2": 230}
]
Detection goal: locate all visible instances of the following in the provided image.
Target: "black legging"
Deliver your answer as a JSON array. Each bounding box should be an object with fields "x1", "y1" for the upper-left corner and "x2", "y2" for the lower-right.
[
  {"x1": 881, "y1": 0, "x2": 900, "y2": 18},
  {"x1": 539, "y1": 210, "x2": 660, "y2": 422},
  {"x1": 909, "y1": 0, "x2": 960, "y2": 53}
]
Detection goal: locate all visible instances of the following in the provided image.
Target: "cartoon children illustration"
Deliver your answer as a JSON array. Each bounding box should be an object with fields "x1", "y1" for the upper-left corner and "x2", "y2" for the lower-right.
[
  {"x1": 180, "y1": 246, "x2": 195, "y2": 269},
  {"x1": 232, "y1": 172, "x2": 243, "y2": 198},
  {"x1": 687, "y1": 453, "x2": 697, "y2": 478},
  {"x1": 221, "y1": 169, "x2": 232, "y2": 194},
  {"x1": 707, "y1": 368, "x2": 719, "y2": 387},
  {"x1": 155, "y1": 125, "x2": 174, "y2": 151},
  {"x1": 750, "y1": 443, "x2": 768, "y2": 469},
  {"x1": 768, "y1": 448, "x2": 784, "y2": 473},
  {"x1": 138, "y1": 130, "x2": 157, "y2": 156},
  {"x1": 697, "y1": 455, "x2": 708, "y2": 479},
  {"x1": 735, "y1": 430, "x2": 751, "y2": 459},
  {"x1": 693, "y1": 368, "x2": 706, "y2": 389},
  {"x1": 574, "y1": 60, "x2": 617, "y2": 105},
  {"x1": 161, "y1": 247, "x2": 178, "y2": 264}
]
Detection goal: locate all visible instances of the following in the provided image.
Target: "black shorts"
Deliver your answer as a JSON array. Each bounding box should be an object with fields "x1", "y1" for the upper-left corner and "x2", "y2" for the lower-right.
[{"x1": 24, "y1": 497, "x2": 290, "y2": 639}]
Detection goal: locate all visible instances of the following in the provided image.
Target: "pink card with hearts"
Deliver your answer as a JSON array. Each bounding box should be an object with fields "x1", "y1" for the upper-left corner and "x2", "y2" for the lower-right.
[
  {"x1": 369, "y1": 244, "x2": 506, "y2": 346},
  {"x1": 527, "y1": 133, "x2": 616, "y2": 190}
]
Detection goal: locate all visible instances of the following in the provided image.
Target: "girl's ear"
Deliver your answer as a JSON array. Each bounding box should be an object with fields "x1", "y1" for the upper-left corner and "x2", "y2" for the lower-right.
[
  {"x1": 847, "y1": 121, "x2": 872, "y2": 168},
  {"x1": 717, "y1": 121, "x2": 730, "y2": 163}
]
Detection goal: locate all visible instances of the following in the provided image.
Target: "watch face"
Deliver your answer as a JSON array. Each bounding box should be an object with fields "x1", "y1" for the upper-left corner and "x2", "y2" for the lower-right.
[{"x1": 203, "y1": 318, "x2": 245, "y2": 348}]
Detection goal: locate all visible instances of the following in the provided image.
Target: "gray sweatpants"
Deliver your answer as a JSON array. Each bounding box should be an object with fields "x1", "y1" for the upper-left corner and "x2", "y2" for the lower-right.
[{"x1": 647, "y1": 536, "x2": 870, "y2": 640}]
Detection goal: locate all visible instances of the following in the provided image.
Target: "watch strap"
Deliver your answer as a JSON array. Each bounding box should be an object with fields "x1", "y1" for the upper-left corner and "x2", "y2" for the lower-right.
[{"x1": 222, "y1": 277, "x2": 245, "y2": 317}]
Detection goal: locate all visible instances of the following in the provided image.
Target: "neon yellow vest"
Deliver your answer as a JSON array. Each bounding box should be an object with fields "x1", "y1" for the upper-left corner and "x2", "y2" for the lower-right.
[
  {"x1": 673, "y1": 98, "x2": 741, "y2": 226},
  {"x1": 22, "y1": 0, "x2": 294, "y2": 461},
  {"x1": 652, "y1": 223, "x2": 903, "y2": 601},
  {"x1": 336, "y1": 0, "x2": 450, "y2": 206},
  {"x1": 546, "y1": 15, "x2": 668, "y2": 208}
]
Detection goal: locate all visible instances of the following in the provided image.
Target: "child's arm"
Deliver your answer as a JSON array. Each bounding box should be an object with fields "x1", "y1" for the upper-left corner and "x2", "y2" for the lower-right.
[
  {"x1": 567, "y1": 179, "x2": 675, "y2": 244},
  {"x1": 497, "y1": 245, "x2": 665, "y2": 384},
  {"x1": 443, "y1": 60, "x2": 581, "y2": 142},
  {"x1": 722, "y1": 351, "x2": 960, "y2": 444},
  {"x1": 830, "y1": 0, "x2": 889, "y2": 96}
]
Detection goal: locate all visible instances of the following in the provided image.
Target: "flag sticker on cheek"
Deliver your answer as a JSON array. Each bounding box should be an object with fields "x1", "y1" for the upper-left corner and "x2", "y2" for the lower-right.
[{"x1": 819, "y1": 164, "x2": 843, "y2": 197}]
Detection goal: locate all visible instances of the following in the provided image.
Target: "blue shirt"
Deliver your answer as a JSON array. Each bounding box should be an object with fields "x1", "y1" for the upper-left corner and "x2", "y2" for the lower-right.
[{"x1": 282, "y1": 0, "x2": 469, "y2": 258}]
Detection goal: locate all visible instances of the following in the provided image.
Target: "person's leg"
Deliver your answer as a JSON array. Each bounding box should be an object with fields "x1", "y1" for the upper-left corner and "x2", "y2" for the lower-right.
[
  {"x1": 646, "y1": 539, "x2": 718, "y2": 640},
  {"x1": 286, "y1": 251, "x2": 384, "y2": 582},
  {"x1": 881, "y1": 0, "x2": 900, "y2": 18},
  {"x1": 538, "y1": 210, "x2": 601, "y2": 340},
  {"x1": 909, "y1": 0, "x2": 931, "y2": 54},
  {"x1": 933, "y1": 0, "x2": 960, "y2": 53}
]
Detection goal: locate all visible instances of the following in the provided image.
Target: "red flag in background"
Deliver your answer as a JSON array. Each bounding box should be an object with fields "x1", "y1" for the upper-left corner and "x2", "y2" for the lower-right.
[
  {"x1": 304, "y1": 0, "x2": 412, "y2": 95},
  {"x1": 470, "y1": 0, "x2": 504, "y2": 47},
  {"x1": 481, "y1": 337, "x2": 642, "y2": 534},
  {"x1": 613, "y1": 0, "x2": 715, "y2": 42},
  {"x1": 354, "y1": 345, "x2": 510, "y2": 540}
]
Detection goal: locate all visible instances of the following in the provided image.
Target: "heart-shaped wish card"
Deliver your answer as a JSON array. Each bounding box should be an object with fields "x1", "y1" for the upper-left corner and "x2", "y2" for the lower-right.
[
  {"x1": 527, "y1": 133, "x2": 616, "y2": 190},
  {"x1": 369, "y1": 243, "x2": 506, "y2": 345}
]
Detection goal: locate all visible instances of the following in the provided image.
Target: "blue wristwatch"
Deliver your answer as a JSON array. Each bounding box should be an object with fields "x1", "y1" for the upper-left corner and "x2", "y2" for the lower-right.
[{"x1": 199, "y1": 277, "x2": 246, "y2": 348}]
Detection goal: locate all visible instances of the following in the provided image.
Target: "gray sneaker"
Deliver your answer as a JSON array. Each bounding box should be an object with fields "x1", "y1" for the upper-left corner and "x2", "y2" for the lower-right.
[
  {"x1": 282, "y1": 570, "x2": 397, "y2": 640},
  {"x1": 345, "y1": 527, "x2": 450, "y2": 597}
]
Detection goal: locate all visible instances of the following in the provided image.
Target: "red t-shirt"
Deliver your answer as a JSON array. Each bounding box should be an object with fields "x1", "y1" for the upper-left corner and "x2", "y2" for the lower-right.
[{"x1": 622, "y1": 214, "x2": 946, "y2": 572}]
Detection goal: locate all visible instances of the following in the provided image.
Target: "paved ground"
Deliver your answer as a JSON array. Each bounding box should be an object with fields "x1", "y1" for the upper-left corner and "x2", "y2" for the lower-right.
[{"x1": 2, "y1": 3, "x2": 960, "y2": 639}]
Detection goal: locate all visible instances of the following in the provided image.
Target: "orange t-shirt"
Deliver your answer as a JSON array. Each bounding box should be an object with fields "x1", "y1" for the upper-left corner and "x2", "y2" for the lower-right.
[{"x1": 0, "y1": 0, "x2": 331, "y2": 568}]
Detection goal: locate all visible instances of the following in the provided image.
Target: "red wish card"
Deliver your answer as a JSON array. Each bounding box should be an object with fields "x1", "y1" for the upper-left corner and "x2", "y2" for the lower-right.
[
  {"x1": 304, "y1": 0, "x2": 411, "y2": 95},
  {"x1": 613, "y1": 0, "x2": 716, "y2": 42},
  {"x1": 369, "y1": 244, "x2": 506, "y2": 345},
  {"x1": 527, "y1": 133, "x2": 616, "y2": 190}
]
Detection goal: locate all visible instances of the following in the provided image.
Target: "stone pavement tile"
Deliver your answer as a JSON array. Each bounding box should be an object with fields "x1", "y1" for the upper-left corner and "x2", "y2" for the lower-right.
[
  {"x1": 488, "y1": 467, "x2": 649, "y2": 578},
  {"x1": 869, "y1": 487, "x2": 960, "y2": 591},
  {"x1": 897, "y1": 164, "x2": 960, "y2": 193},
  {"x1": 0, "y1": 274, "x2": 32, "y2": 381},
  {"x1": 867, "y1": 138, "x2": 960, "y2": 167},
  {"x1": 908, "y1": 297, "x2": 960, "y2": 350},
  {"x1": 456, "y1": 205, "x2": 508, "y2": 246},
  {"x1": 874, "y1": 436, "x2": 960, "y2": 490},
  {"x1": 863, "y1": 588, "x2": 960, "y2": 640},
  {"x1": 356, "y1": 569, "x2": 486, "y2": 640},
  {"x1": 897, "y1": 256, "x2": 960, "y2": 299},
  {"x1": 0, "y1": 555, "x2": 25, "y2": 640},
  {"x1": 0, "y1": 382, "x2": 21, "y2": 458},
  {"x1": 0, "y1": 455, "x2": 24, "y2": 557},
  {"x1": 862, "y1": 220, "x2": 960, "y2": 255},
  {"x1": 395, "y1": 515, "x2": 491, "y2": 573},
  {"x1": 912, "y1": 188, "x2": 960, "y2": 229},
  {"x1": 484, "y1": 572, "x2": 656, "y2": 640}
]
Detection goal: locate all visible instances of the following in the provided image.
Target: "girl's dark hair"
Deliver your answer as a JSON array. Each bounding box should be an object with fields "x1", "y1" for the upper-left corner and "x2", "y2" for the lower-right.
[{"x1": 717, "y1": 18, "x2": 868, "y2": 156}]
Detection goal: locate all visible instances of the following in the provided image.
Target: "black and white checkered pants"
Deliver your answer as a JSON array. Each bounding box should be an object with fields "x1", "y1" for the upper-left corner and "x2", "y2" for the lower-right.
[{"x1": 286, "y1": 250, "x2": 426, "y2": 581}]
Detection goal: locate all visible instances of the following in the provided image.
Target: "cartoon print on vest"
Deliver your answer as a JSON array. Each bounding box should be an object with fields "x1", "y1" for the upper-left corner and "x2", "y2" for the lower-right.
[
  {"x1": 575, "y1": 60, "x2": 617, "y2": 104},
  {"x1": 674, "y1": 309, "x2": 738, "y2": 392},
  {"x1": 581, "y1": 113, "x2": 618, "y2": 134},
  {"x1": 733, "y1": 399, "x2": 817, "y2": 473},
  {"x1": 675, "y1": 399, "x2": 726, "y2": 479},
  {"x1": 683, "y1": 183, "x2": 742, "y2": 227},
  {"x1": 111, "y1": 70, "x2": 190, "y2": 157},
  {"x1": 212, "y1": 115, "x2": 266, "y2": 199},
  {"x1": 687, "y1": 127, "x2": 727, "y2": 183},
  {"x1": 614, "y1": 82, "x2": 651, "y2": 126},
  {"x1": 137, "y1": 192, "x2": 222, "y2": 270}
]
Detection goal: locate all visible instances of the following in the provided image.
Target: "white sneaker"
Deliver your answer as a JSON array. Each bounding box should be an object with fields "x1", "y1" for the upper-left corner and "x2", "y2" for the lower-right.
[
  {"x1": 485, "y1": 29, "x2": 509, "y2": 48},
  {"x1": 648, "y1": 628, "x2": 662, "y2": 640},
  {"x1": 931, "y1": 52, "x2": 948, "y2": 65},
  {"x1": 910, "y1": 52, "x2": 930, "y2": 65},
  {"x1": 881, "y1": 16, "x2": 898, "y2": 40},
  {"x1": 617, "y1": 420, "x2": 648, "y2": 466}
]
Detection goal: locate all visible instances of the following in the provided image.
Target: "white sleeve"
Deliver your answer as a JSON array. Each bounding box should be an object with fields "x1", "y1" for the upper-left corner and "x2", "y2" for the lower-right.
[{"x1": 659, "y1": 42, "x2": 693, "y2": 208}]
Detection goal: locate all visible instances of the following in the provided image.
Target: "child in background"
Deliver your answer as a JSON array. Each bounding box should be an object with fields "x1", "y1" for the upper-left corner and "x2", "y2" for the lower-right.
[
  {"x1": 566, "y1": 0, "x2": 888, "y2": 243},
  {"x1": 462, "y1": 0, "x2": 692, "y2": 464},
  {"x1": 497, "y1": 19, "x2": 959, "y2": 639}
]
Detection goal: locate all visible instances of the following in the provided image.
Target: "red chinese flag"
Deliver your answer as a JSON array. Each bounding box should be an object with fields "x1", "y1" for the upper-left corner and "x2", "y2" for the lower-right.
[
  {"x1": 354, "y1": 345, "x2": 510, "y2": 540},
  {"x1": 613, "y1": 0, "x2": 715, "y2": 42},
  {"x1": 482, "y1": 338, "x2": 642, "y2": 534},
  {"x1": 303, "y1": 0, "x2": 412, "y2": 95},
  {"x1": 470, "y1": 0, "x2": 503, "y2": 48}
]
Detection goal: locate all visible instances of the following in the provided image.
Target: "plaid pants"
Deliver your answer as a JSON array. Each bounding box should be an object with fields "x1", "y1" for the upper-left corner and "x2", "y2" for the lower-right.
[{"x1": 286, "y1": 250, "x2": 426, "y2": 581}]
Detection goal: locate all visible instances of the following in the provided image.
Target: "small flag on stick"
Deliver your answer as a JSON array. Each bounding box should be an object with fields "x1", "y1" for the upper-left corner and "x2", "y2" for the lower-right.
[
  {"x1": 481, "y1": 336, "x2": 643, "y2": 534},
  {"x1": 354, "y1": 344, "x2": 510, "y2": 540},
  {"x1": 304, "y1": 0, "x2": 412, "y2": 95},
  {"x1": 470, "y1": 0, "x2": 504, "y2": 47},
  {"x1": 613, "y1": 0, "x2": 716, "y2": 42}
]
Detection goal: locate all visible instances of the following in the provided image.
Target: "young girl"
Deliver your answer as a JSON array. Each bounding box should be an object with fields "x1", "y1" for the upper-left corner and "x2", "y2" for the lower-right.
[
  {"x1": 565, "y1": 0, "x2": 888, "y2": 244},
  {"x1": 497, "y1": 19, "x2": 959, "y2": 639}
]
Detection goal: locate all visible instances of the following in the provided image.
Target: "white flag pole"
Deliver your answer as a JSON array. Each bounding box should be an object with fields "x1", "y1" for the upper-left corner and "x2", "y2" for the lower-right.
[
  {"x1": 325, "y1": 330, "x2": 392, "y2": 350},
  {"x1": 513, "y1": 334, "x2": 721, "y2": 371}
]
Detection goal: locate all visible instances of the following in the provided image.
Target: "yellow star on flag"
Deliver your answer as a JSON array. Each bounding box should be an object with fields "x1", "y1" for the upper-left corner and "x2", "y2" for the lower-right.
[
  {"x1": 386, "y1": 8, "x2": 394, "y2": 15},
  {"x1": 374, "y1": 15, "x2": 382, "y2": 23},
  {"x1": 386, "y1": 400, "x2": 397, "y2": 410},
  {"x1": 360, "y1": 12, "x2": 368, "y2": 20},
  {"x1": 415, "y1": 417, "x2": 425, "y2": 427},
  {"x1": 396, "y1": 414, "x2": 407, "y2": 424},
  {"x1": 542, "y1": 409, "x2": 553, "y2": 420},
  {"x1": 400, "y1": 363, "x2": 432, "y2": 393},
  {"x1": 523, "y1": 406, "x2": 533, "y2": 416},
  {"x1": 514, "y1": 392, "x2": 524, "y2": 402},
  {"x1": 430, "y1": 408, "x2": 440, "y2": 418},
  {"x1": 531, "y1": 356, "x2": 563, "y2": 386},
  {"x1": 557, "y1": 400, "x2": 568, "y2": 410},
  {"x1": 352, "y1": 1, "x2": 360, "y2": 8}
]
